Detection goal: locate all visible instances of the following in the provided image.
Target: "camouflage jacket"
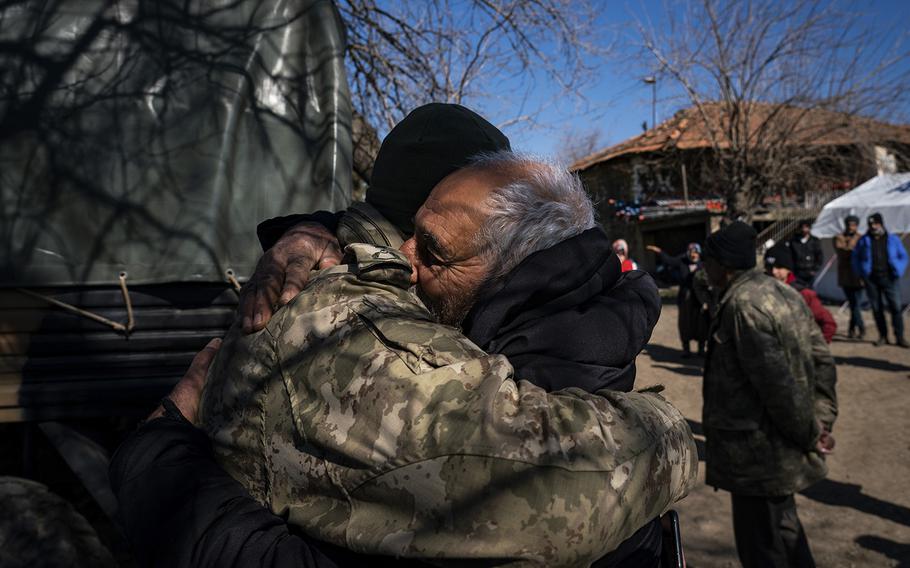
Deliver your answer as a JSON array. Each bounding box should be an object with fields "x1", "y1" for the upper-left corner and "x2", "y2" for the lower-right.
[
  {"x1": 200, "y1": 207, "x2": 697, "y2": 566},
  {"x1": 703, "y1": 268, "x2": 838, "y2": 497}
]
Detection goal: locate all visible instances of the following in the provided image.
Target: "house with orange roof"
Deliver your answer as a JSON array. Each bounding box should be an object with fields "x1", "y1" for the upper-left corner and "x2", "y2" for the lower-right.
[{"x1": 574, "y1": 102, "x2": 910, "y2": 273}]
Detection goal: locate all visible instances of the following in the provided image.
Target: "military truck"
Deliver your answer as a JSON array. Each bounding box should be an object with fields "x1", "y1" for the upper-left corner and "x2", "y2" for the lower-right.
[{"x1": 0, "y1": 1, "x2": 352, "y2": 563}]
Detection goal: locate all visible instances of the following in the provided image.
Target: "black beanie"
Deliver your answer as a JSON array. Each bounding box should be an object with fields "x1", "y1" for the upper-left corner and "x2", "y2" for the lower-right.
[
  {"x1": 844, "y1": 215, "x2": 859, "y2": 225},
  {"x1": 366, "y1": 103, "x2": 511, "y2": 235},
  {"x1": 868, "y1": 212, "x2": 884, "y2": 226},
  {"x1": 704, "y1": 221, "x2": 757, "y2": 269},
  {"x1": 764, "y1": 243, "x2": 794, "y2": 271}
]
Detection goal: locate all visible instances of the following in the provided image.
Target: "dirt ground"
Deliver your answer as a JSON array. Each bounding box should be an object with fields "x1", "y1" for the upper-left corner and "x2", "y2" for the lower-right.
[{"x1": 641, "y1": 303, "x2": 910, "y2": 567}]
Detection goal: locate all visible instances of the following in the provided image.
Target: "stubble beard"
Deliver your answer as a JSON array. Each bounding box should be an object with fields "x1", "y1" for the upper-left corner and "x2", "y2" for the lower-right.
[{"x1": 413, "y1": 280, "x2": 485, "y2": 328}]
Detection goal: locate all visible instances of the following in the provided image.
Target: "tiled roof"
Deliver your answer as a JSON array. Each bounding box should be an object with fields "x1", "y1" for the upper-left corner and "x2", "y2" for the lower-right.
[{"x1": 571, "y1": 102, "x2": 910, "y2": 171}]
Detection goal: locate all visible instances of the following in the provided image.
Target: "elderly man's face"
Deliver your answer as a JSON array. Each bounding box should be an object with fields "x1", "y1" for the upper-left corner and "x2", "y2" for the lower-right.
[{"x1": 400, "y1": 168, "x2": 496, "y2": 326}]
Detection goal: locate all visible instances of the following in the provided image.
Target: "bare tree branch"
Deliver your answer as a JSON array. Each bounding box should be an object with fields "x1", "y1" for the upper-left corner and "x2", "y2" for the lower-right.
[
  {"x1": 633, "y1": 0, "x2": 910, "y2": 219},
  {"x1": 337, "y1": 0, "x2": 608, "y2": 159}
]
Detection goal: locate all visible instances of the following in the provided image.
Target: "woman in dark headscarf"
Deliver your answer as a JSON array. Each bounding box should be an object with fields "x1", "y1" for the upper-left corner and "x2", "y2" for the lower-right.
[{"x1": 647, "y1": 242, "x2": 712, "y2": 357}]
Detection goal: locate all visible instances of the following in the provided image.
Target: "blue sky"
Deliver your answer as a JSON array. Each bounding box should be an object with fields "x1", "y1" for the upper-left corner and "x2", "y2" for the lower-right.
[{"x1": 470, "y1": 0, "x2": 910, "y2": 160}]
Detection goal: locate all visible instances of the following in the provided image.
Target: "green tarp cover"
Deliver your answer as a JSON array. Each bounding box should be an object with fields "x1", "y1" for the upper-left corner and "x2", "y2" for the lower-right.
[{"x1": 1, "y1": 0, "x2": 352, "y2": 286}]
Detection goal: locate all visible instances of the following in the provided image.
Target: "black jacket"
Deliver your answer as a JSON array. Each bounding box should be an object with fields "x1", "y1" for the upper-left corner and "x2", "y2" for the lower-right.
[
  {"x1": 462, "y1": 227, "x2": 663, "y2": 567},
  {"x1": 463, "y1": 226, "x2": 660, "y2": 393},
  {"x1": 656, "y1": 251, "x2": 701, "y2": 305},
  {"x1": 787, "y1": 235, "x2": 823, "y2": 280},
  {"x1": 109, "y1": 401, "x2": 361, "y2": 568},
  {"x1": 111, "y1": 222, "x2": 664, "y2": 567}
]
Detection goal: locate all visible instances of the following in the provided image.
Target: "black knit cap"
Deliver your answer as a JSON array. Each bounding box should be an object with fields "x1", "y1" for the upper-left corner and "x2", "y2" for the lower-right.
[
  {"x1": 844, "y1": 215, "x2": 859, "y2": 225},
  {"x1": 868, "y1": 212, "x2": 884, "y2": 226},
  {"x1": 764, "y1": 243, "x2": 794, "y2": 271},
  {"x1": 367, "y1": 103, "x2": 511, "y2": 235},
  {"x1": 704, "y1": 221, "x2": 758, "y2": 269}
]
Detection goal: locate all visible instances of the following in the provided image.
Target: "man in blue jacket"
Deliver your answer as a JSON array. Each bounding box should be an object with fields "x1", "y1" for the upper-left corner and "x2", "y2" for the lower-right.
[{"x1": 852, "y1": 212, "x2": 909, "y2": 347}]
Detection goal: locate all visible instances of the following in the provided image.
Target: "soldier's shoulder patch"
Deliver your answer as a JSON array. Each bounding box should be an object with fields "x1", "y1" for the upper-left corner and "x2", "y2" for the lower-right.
[{"x1": 343, "y1": 243, "x2": 413, "y2": 289}]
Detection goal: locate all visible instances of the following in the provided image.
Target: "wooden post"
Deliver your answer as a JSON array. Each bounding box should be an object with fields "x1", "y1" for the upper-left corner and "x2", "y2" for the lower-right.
[{"x1": 681, "y1": 163, "x2": 689, "y2": 207}]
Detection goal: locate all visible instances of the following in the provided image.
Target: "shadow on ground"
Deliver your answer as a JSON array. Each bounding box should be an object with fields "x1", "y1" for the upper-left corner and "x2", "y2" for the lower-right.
[
  {"x1": 834, "y1": 356, "x2": 910, "y2": 373},
  {"x1": 800, "y1": 479, "x2": 910, "y2": 528},
  {"x1": 644, "y1": 344, "x2": 704, "y2": 378},
  {"x1": 854, "y1": 535, "x2": 910, "y2": 567},
  {"x1": 653, "y1": 364, "x2": 703, "y2": 377}
]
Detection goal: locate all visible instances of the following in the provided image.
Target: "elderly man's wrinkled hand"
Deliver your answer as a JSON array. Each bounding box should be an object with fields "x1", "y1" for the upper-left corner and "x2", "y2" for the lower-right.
[
  {"x1": 239, "y1": 222, "x2": 342, "y2": 333},
  {"x1": 147, "y1": 337, "x2": 221, "y2": 424}
]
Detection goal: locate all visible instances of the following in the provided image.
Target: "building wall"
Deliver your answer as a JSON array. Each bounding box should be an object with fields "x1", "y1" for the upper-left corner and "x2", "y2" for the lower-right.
[
  {"x1": 578, "y1": 142, "x2": 908, "y2": 207},
  {"x1": 579, "y1": 151, "x2": 719, "y2": 206},
  {"x1": 579, "y1": 158, "x2": 636, "y2": 204}
]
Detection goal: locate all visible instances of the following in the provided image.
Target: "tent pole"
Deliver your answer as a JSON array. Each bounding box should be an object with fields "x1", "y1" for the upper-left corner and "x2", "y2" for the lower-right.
[{"x1": 812, "y1": 254, "x2": 837, "y2": 290}]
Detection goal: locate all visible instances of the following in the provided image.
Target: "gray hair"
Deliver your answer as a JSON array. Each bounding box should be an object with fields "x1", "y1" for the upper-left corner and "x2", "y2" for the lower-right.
[{"x1": 468, "y1": 151, "x2": 597, "y2": 281}]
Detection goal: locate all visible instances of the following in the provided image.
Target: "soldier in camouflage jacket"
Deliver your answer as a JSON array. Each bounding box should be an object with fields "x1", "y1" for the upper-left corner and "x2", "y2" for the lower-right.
[
  {"x1": 703, "y1": 268, "x2": 837, "y2": 495},
  {"x1": 200, "y1": 182, "x2": 698, "y2": 566},
  {"x1": 702, "y1": 221, "x2": 837, "y2": 568}
]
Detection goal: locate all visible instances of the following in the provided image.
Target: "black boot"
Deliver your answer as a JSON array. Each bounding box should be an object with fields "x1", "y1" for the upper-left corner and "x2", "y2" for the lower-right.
[
  {"x1": 898, "y1": 337, "x2": 910, "y2": 349},
  {"x1": 874, "y1": 336, "x2": 888, "y2": 347}
]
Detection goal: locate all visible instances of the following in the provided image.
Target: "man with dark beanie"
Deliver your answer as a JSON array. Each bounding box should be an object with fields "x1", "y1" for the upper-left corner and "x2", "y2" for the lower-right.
[
  {"x1": 852, "y1": 212, "x2": 909, "y2": 347},
  {"x1": 241, "y1": 107, "x2": 667, "y2": 564},
  {"x1": 244, "y1": 105, "x2": 668, "y2": 565},
  {"x1": 110, "y1": 104, "x2": 680, "y2": 566},
  {"x1": 702, "y1": 221, "x2": 837, "y2": 568}
]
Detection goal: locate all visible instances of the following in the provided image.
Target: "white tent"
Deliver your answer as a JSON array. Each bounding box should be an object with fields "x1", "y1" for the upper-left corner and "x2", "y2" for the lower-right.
[{"x1": 811, "y1": 173, "x2": 910, "y2": 303}]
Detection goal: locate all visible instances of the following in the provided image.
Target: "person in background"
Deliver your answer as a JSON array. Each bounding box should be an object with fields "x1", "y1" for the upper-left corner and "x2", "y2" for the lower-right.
[
  {"x1": 647, "y1": 243, "x2": 710, "y2": 357},
  {"x1": 788, "y1": 220, "x2": 823, "y2": 287},
  {"x1": 852, "y1": 212, "x2": 909, "y2": 347},
  {"x1": 702, "y1": 221, "x2": 837, "y2": 568},
  {"x1": 764, "y1": 244, "x2": 837, "y2": 343},
  {"x1": 613, "y1": 238, "x2": 638, "y2": 272},
  {"x1": 834, "y1": 215, "x2": 865, "y2": 339}
]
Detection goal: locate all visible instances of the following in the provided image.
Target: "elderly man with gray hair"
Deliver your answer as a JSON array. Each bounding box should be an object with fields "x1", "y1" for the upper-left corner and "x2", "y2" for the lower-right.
[
  {"x1": 112, "y1": 150, "x2": 691, "y2": 567},
  {"x1": 400, "y1": 151, "x2": 660, "y2": 395}
]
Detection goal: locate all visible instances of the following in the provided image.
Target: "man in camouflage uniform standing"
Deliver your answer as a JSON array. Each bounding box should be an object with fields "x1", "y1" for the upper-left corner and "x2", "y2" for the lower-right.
[{"x1": 701, "y1": 221, "x2": 837, "y2": 568}]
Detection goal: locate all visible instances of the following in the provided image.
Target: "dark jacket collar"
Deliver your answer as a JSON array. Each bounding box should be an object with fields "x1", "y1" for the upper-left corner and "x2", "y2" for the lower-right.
[
  {"x1": 461, "y1": 227, "x2": 659, "y2": 393},
  {"x1": 462, "y1": 227, "x2": 620, "y2": 347}
]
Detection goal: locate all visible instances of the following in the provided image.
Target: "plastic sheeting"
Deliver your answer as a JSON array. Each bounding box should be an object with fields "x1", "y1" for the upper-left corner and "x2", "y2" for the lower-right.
[
  {"x1": 811, "y1": 174, "x2": 910, "y2": 238},
  {"x1": 1, "y1": 0, "x2": 352, "y2": 286}
]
